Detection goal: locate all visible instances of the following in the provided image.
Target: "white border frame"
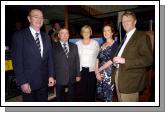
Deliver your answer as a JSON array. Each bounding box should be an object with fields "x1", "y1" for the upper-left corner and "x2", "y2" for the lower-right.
[{"x1": 1, "y1": 1, "x2": 159, "y2": 107}]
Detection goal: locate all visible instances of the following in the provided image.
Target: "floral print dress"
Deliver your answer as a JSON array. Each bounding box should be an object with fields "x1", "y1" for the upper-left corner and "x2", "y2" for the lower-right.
[{"x1": 96, "y1": 41, "x2": 118, "y2": 102}]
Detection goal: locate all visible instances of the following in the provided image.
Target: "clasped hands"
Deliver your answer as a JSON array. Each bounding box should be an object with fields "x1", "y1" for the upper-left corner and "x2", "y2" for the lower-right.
[
  {"x1": 95, "y1": 68, "x2": 103, "y2": 81},
  {"x1": 48, "y1": 76, "x2": 81, "y2": 87}
]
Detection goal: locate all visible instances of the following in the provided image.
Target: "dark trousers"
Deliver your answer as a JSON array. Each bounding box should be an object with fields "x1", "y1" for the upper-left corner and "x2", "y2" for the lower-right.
[
  {"x1": 21, "y1": 87, "x2": 48, "y2": 102},
  {"x1": 56, "y1": 83, "x2": 75, "y2": 102},
  {"x1": 80, "y1": 67, "x2": 97, "y2": 102}
]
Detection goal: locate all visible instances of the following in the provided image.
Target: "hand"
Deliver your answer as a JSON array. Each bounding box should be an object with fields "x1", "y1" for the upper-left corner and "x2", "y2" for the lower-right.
[
  {"x1": 48, "y1": 77, "x2": 55, "y2": 87},
  {"x1": 98, "y1": 67, "x2": 102, "y2": 73},
  {"x1": 113, "y1": 56, "x2": 125, "y2": 64},
  {"x1": 76, "y1": 76, "x2": 81, "y2": 82},
  {"x1": 96, "y1": 73, "x2": 102, "y2": 81},
  {"x1": 95, "y1": 68, "x2": 100, "y2": 74},
  {"x1": 21, "y1": 83, "x2": 31, "y2": 94}
]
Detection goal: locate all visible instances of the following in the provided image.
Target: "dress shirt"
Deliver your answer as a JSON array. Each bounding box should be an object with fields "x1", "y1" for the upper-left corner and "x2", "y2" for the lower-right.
[
  {"x1": 29, "y1": 26, "x2": 43, "y2": 57},
  {"x1": 117, "y1": 28, "x2": 136, "y2": 57},
  {"x1": 60, "y1": 41, "x2": 69, "y2": 52},
  {"x1": 117, "y1": 28, "x2": 136, "y2": 68}
]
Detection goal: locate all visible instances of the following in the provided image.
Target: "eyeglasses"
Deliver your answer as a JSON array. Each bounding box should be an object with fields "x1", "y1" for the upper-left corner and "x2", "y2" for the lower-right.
[{"x1": 31, "y1": 16, "x2": 44, "y2": 20}]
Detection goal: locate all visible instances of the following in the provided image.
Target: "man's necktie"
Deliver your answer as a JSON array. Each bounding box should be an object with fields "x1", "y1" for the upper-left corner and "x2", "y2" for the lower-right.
[
  {"x1": 35, "y1": 33, "x2": 41, "y2": 53},
  {"x1": 63, "y1": 43, "x2": 69, "y2": 58},
  {"x1": 114, "y1": 34, "x2": 127, "y2": 56}
]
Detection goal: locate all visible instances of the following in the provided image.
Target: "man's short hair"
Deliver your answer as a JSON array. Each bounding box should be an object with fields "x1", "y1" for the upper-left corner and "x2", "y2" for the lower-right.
[{"x1": 121, "y1": 11, "x2": 136, "y2": 20}]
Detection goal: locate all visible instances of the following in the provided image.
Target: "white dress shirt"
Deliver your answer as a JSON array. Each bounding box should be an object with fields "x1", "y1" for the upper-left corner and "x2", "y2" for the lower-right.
[
  {"x1": 60, "y1": 41, "x2": 69, "y2": 52},
  {"x1": 76, "y1": 39, "x2": 99, "y2": 72},
  {"x1": 116, "y1": 28, "x2": 136, "y2": 68},
  {"x1": 29, "y1": 26, "x2": 43, "y2": 57},
  {"x1": 117, "y1": 28, "x2": 136, "y2": 57}
]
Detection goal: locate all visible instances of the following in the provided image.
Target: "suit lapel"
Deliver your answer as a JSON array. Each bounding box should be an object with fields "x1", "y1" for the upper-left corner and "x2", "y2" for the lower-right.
[
  {"x1": 57, "y1": 41, "x2": 67, "y2": 57},
  {"x1": 25, "y1": 28, "x2": 41, "y2": 58},
  {"x1": 27, "y1": 28, "x2": 41, "y2": 54},
  {"x1": 122, "y1": 31, "x2": 137, "y2": 57},
  {"x1": 26, "y1": 28, "x2": 37, "y2": 47},
  {"x1": 58, "y1": 41, "x2": 71, "y2": 59},
  {"x1": 68, "y1": 42, "x2": 73, "y2": 58}
]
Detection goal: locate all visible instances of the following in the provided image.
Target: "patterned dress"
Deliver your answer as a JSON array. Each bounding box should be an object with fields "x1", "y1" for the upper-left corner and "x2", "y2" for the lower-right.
[{"x1": 96, "y1": 41, "x2": 118, "y2": 102}]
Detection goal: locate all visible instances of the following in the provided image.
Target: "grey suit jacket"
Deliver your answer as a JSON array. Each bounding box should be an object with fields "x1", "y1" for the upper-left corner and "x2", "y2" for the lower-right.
[
  {"x1": 112, "y1": 30, "x2": 153, "y2": 94},
  {"x1": 52, "y1": 41, "x2": 80, "y2": 85}
]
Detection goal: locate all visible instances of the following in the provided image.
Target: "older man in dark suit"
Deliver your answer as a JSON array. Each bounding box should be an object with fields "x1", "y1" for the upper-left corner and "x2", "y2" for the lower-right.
[
  {"x1": 112, "y1": 11, "x2": 153, "y2": 102},
  {"x1": 11, "y1": 9, "x2": 55, "y2": 102},
  {"x1": 52, "y1": 28, "x2": 80, "y2": 102}
]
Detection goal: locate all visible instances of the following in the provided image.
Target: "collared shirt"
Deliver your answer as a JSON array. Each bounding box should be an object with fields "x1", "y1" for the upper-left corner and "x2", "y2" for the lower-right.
[
  {"x1": 29, "y1": 26, "x2": 43, "y2": 57},
  {"x1": 60, "y1": 41, "x2": 69, "y2": 53},
  {"x1": 76, "y1": 39, "x2": 99, "y2": 72},
  {"x1": 117, "y1": 28, "x2": 136, "y2": 57},
  {"x1": 116, "y1": 28, "x2": 136, "y2": 68}
]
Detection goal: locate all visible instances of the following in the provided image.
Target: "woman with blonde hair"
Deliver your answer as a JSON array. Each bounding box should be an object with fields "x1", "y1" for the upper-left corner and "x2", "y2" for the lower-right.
[{"x1": 76, "y1": 25, "x2": 99, "y2": 101}]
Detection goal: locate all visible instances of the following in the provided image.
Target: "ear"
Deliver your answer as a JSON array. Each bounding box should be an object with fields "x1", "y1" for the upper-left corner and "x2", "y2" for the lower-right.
[
  {"x1": 134, "y1": 20, "x2": 137, "y2": 25},
  {"x1": 58, "y1": 33, "x2": 60, "y2": 38},
  {"x1": 27, "y1": 16, "x2": 31, "y2": 23}
]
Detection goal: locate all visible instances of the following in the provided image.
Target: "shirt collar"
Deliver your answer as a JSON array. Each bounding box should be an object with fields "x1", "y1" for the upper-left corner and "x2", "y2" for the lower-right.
[
  {"x1": 29, "y1": 26, "x2": 40, "y2": 37},
  {"x1": 60, "y1": 41, "x2": 68, "y2": 47},
  {"x1": 126, "y1": 28, "x2": 136, "y2": 39}
]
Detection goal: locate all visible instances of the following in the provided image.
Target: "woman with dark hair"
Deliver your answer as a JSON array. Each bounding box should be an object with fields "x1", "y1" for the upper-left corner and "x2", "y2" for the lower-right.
[{"x1": 96, "y1": 24, "x2": 119, "y2": 102}]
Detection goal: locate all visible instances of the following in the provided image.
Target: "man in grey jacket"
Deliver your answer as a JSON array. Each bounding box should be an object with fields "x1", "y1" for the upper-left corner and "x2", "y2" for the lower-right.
[{"x1": 52, "y1": 28, "x2": 80, "y2": 101}]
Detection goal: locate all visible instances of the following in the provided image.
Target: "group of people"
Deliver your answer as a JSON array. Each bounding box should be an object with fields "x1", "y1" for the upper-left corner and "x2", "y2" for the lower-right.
[{"x1": 11, "y1": 8, "x2": 153, "y2": 102}]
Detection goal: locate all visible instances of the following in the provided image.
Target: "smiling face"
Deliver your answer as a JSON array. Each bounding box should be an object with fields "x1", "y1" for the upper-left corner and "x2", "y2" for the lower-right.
[
  {"x1": 82, "y1": 28, "x2": 91, "y2": 39},
  {"x1": 27, "y1": 9, "x2": 44, "y2": 31},
  {"x1": 122, "y1": 15, "x2": 136, "y2": 33},
  {"x1": 80, "y1": 25, "x2": 92, "y2": 39},
  {"x1": 58, "y1": 28, "x2": 69, "y2": 42},
  {"x1": 103, "y1": 25, "x2": 113, "y2": 39}
]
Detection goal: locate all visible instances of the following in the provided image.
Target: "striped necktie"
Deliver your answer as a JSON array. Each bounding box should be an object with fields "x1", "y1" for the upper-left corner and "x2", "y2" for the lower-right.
[
  {"x1": 63, "y1": 43, "x2": 69, "y2": 58},
  {"x1": 35, "y1": 33, "x2": 41, "y2": 53}
]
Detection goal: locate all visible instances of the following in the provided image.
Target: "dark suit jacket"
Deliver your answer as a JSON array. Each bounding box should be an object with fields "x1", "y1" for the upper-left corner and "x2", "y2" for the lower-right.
[
  {"x1": 11, "y1": 27, "x2": 54, "y2": 91},
  {"x1": 52, "y1": 41, "x2": 80, "y2": 85},
  {"x1": 111, "y1": 30, "x2": 153, "y2": 94}
]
